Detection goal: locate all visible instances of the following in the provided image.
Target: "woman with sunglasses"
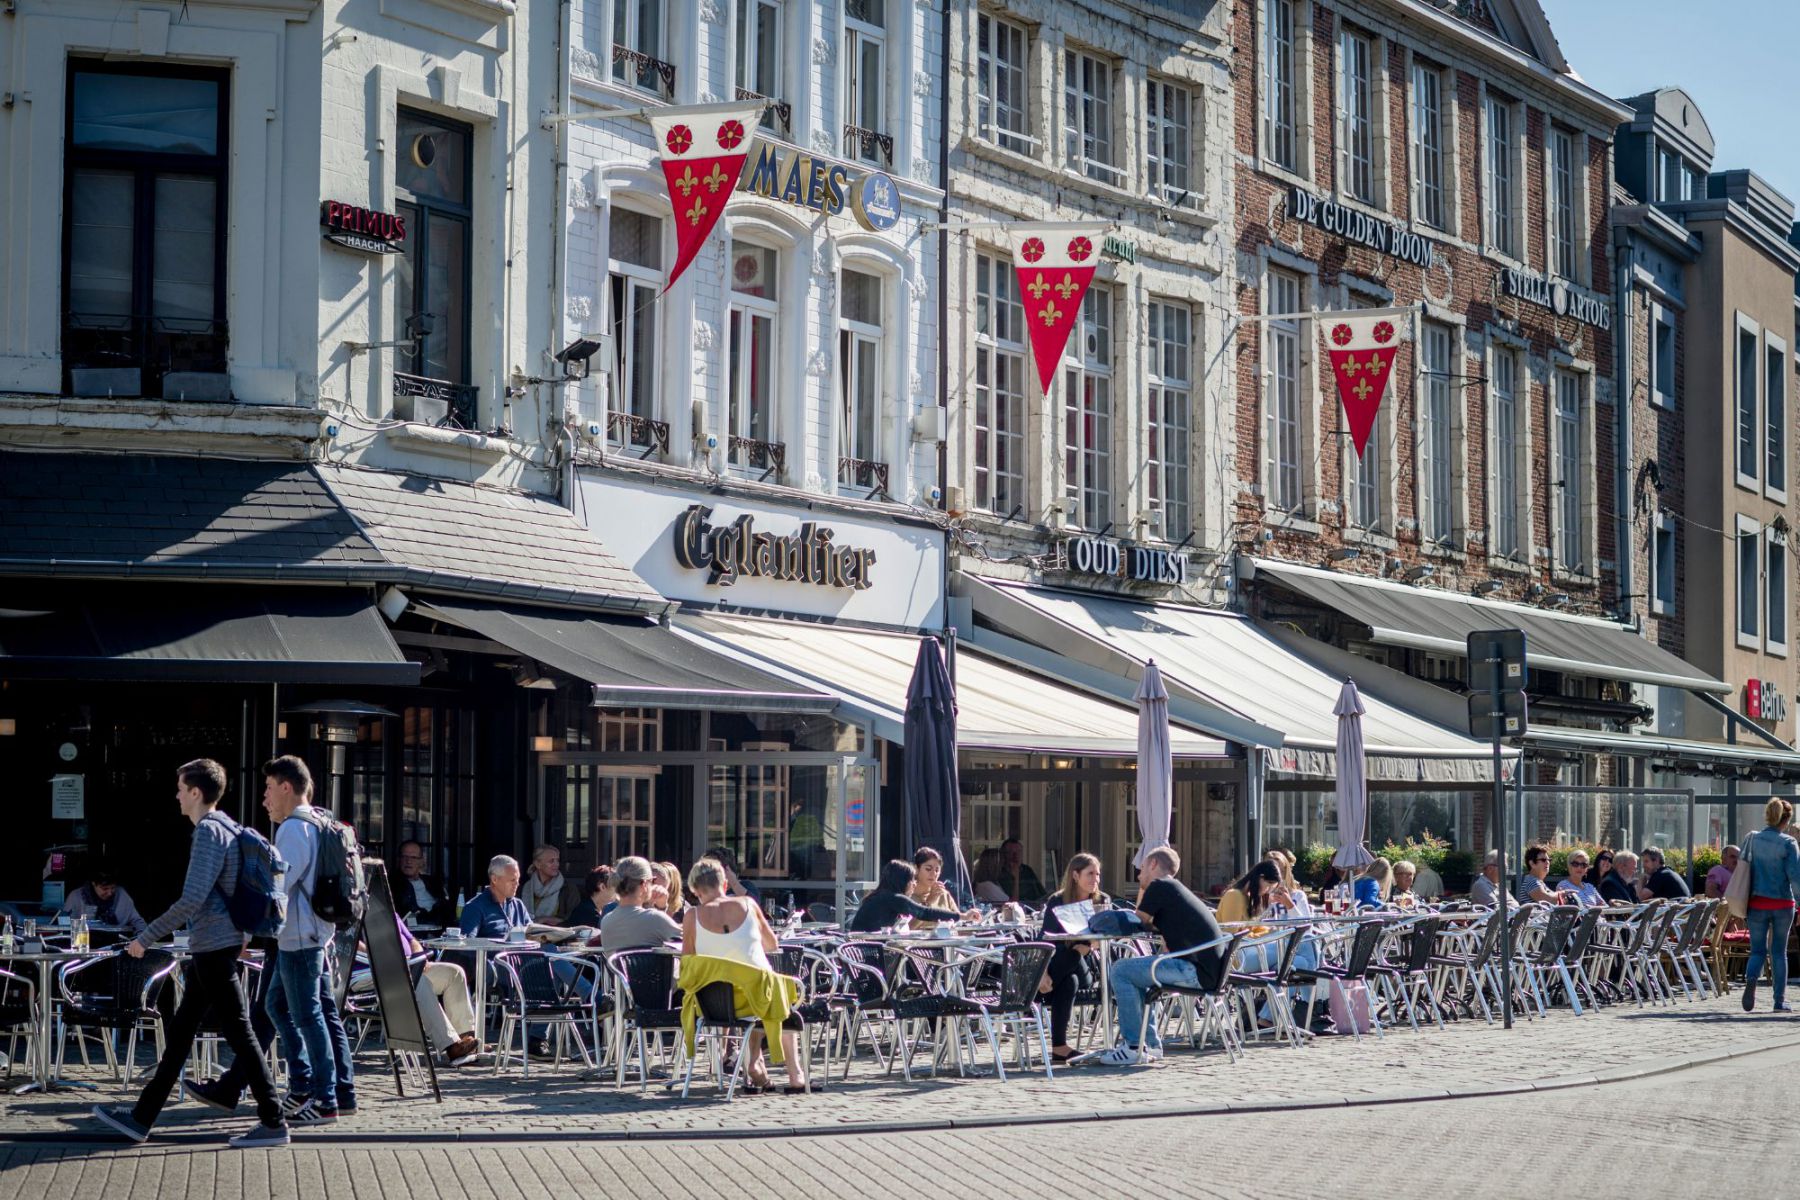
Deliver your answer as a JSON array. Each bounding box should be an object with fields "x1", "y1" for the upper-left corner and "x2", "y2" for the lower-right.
[{"x1": 1555, "y1": 851, "x2": 1604, "y2": 907}]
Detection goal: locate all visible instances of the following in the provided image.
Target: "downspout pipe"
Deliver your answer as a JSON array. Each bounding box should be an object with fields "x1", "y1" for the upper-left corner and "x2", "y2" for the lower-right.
[
  {"x1": 936, "y1": 0, "x2": 951, "y2": 634},
  {"x1": 550, "y1": 0, "x2": 575, "y2": 501},
  {"x1": 1614, "y1": 224, "x2": 1635, "y2": 629}
]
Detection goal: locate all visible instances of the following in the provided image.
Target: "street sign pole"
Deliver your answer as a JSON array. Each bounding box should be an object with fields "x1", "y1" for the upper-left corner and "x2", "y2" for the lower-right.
[
  {"x1": 1469, "y1": 628, "x2": 1527, "y2": 1032},
  {"x1": 1493, "y1": 666, "x2": 1512, "y2": 1031}
]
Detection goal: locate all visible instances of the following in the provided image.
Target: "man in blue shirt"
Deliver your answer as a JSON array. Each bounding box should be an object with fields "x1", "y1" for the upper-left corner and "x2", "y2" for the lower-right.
[{"x1": 460, "y1": 855, "x2": 530, "y2": 937}]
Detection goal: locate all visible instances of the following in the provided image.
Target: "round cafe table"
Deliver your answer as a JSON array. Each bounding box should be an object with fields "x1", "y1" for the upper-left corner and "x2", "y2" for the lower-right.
[
  {"x1": 2, "y1": 945, "x2": 104, "y2": 1094},
  {"x1": 422, "y1": 936, "x2": 529, "y2": 1054}
]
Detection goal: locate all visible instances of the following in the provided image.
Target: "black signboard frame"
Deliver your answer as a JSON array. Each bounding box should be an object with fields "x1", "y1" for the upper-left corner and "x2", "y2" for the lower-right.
[{"x1": 361, "y1": 859, "x2": 442, "y2": 1102}]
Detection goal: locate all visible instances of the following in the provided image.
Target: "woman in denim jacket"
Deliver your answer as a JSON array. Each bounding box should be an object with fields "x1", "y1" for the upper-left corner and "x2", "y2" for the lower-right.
[{"x1": 1742, "y1": 798, "x2": 1800, "y2": 1012}]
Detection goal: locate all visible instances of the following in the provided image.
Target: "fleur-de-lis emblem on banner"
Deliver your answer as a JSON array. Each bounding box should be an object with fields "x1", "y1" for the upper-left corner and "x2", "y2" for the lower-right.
[
  {"x1": 1026, "y1": 274, "x2": 1050, "y2": 300},
  {"x1": 703, "y1": 164, "x2": 729, "y2": 193},
  {"x1": 1339, "y1": 355, "x2": 1367, "y2": 378},
  {"x1": 1053, "y1": 273, "x2": 1079, "y2": 300},
  {"x1": 673, "y1": 167, "x2": 700, "y2": 197},
  {"x1": 685, "y1": 197, "x2": 708, "y2": 227},
  {"x1": 1038, "y1": 302, "x2": 1062, "y2": 327}
]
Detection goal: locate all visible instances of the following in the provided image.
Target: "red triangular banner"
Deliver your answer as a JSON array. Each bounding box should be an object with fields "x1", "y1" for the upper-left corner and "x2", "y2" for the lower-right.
[
  {"x1": 1008, "y1": 224, "x2": 1110, "y2": 394},
  {"x1": 1323, "y1": 315, "x2": 1408, "y2": 457},
  {"x1": 648, "y1": 103, "x2": 763, "y2": 293}
]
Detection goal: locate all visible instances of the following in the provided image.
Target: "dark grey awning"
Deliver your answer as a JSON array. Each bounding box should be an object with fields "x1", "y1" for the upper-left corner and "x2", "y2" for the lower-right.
[
  {"x1": 0, "y1": 588, "x2": 420, "y2": 686},
  {"x1": 418, "y1": 597, "x2": 834, "y2": 713},
  {"x1": 1249, "y1": 559, "x2": 1728, "y2": 694}
]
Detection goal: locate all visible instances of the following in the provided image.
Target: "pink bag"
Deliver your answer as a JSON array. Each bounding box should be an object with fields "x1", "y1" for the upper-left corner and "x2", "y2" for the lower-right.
[{"x1": 1326, "y1": 979, "x2": 1375, "y2": 1035}]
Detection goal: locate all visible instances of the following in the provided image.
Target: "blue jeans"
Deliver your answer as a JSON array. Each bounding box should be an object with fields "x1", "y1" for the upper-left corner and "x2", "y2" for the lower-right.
[
  {"x1": 1109, "y1": 955, "x2": 1200, "y2": 1050},
  {"x1": 1745, "y1": 906, "x2": 1796, "y2": 1006},
  {"x1": 268, "y1": 947, "x2": 356, "y2": 1108}
]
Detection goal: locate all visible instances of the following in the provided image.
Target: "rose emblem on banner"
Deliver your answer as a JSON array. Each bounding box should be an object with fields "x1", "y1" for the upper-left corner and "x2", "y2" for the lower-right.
[
  {"x1": 665, "y1": 125, "x2": 694, "y2": 156},
  {"x1": 1021, "y1": 237, "x2": 1046, "y2": 263},
  {"x1": 1331, "y1": 324, "x2": 1353, "y2": 346},
  {"x1": 716, "y1": 119, "x2": 746, "y2": 150},
  {"x1": 1067, "y1": 236, "x2": 1093, "y2": 262},
  {"x1": 1373, "y1": 321, "x2": 1395, "y2": 344}
]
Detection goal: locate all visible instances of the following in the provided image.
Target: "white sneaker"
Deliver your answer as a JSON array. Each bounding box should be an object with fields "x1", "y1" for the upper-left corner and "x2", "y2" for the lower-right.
[{"x1": 1088, "y1": 1043, "x2": 1148, "y2": 1067}]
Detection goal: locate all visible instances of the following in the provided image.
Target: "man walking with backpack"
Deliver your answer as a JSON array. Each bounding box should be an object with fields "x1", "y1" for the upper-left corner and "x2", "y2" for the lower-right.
[
  {"x1": 91, "y1": 759, "x2": 289, "y2": 1148},
  {"x1": 263, "y1": 755, "x2": 358, "y2": 1125}
]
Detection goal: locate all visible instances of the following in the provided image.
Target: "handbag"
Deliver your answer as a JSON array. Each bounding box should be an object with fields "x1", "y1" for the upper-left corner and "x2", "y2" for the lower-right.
[{"x1": 1725, "y1": 841, "x2": 1753, "y2": 920}]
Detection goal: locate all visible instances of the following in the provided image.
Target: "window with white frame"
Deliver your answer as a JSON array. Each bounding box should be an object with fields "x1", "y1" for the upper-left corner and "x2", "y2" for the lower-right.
[
  {"x1": 1147, "y1": 300, "x2": 1192, "y2": 541},
  {"x1": 1553, "y1": 369, "x2": 1585, "y2": 572},
  {"x1": 1419, "y1": 322, "x2": 1456, "y2": 545},
  {"x1": 838, "y1": 267, "x2": 885, "y2": 491},
  {"x1": 1651, "y1": 303, "x2": 1677, "y2": 408},
  {"x1": 1485, "y1": 94, "x2": 1519, "y2": 258},
  {"x1": 736, "y1": 0, "x2": 786, "y2": 134},
  {"x1": 1411, "y1": 59, "x2": 1448, "y2": 230},
  {"x1": 1550, "y1": 127, "x2": 1578, "y2": 280},
  {"x1": 1739, "y1": 518, "x2": 1761, "y2": 644},
  {"x1": 844, "y1": 0, "x2": 889, "y2": 165},
  {"x1": 1264, "y1": 0, "x2": 1299, "y2": 172},
  {"x1": 1652, "y1": 512, "x2": 1677, "y2": 616},
  {"x1": 1738, "y1": 320, "x2": 1760, "y2": 487},
  {"x1": 1491, "y1": 346, "x2": 1522, "y2": 559},
  {"x1": 727, "y1": 241, "x2": 780, "y2": 475},
  {"x1": 1064, "y1": 284, "x2": 1113, "y2": 530},
  {"x1": 607, "y1": 207, "x2": 664, "y2": 450},
  {"x1": 1347, "y1": 404, "x2": 1383, "y2": 530},
  {"x1": 1767, "y1": 335, "x2": 1787, "y2": 495},
  {"x1": 1064, "y1": 50, "x2": 1120, "y2": 183},
  {"x1": 613, "y1": 0, "x2": 670, "y2": 95},
  {"x1": 1657, "y1": 145, "x2": 1698, "y2": 203},
  {"x1": 1147, "y1": 80, "x2": 1194, "y2": 205},
  {"x1": 1268, "y1": 269, "x2": 1304, "y2": 513},
  {"x1": 974, "y1": 252, "x2": 1027, "y2": 516},
  {"x1": 977, "y1": 12, "x2": 1030, "y2": 153},
  {"x1": 1769, "y1": 530, "x2": 1789, "y2": 653},
  {"x1": 1338, "y1": 27, "x2": 1376, "y2": 205}
]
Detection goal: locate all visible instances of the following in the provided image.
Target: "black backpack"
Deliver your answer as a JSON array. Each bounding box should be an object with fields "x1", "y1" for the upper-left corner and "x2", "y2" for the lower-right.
[{"x1": 296, "y1": 809, "x2": 367, "y2": 929}]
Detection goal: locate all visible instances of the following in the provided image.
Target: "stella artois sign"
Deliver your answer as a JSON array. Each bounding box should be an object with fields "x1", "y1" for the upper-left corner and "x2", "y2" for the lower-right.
[
  {"x1": 1324, "y1": 314, "x2": 1407, "y2": 457},
  {"x1": 647, "y1": 101, "x2": 764, "y2": 292},
  {"x1": 1009, "y1": 222, "x2": 1111, "y2": 394}
]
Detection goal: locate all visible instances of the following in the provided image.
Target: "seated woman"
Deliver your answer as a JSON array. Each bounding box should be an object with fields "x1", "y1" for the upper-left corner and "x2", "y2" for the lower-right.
[
  {"x1": 1353, "y1": 859, "x2": 1394, "y2": 910},
  {"x1": 848, "y1": 859, "x2": 977, "y2": 932},
  {"x1": 1038, "y1": 853, "x2": 1107, "y2": 1064},
  {"x1": 1555, "y1": 850, "x2": 1605, "y2": 907},
  {"x1": 349, "y1": 914, "x2": 482, "y2": 1067},
  {"x1": 907, "y1": 848, "x2": 958, "y2": 929},
  {"x1": 971, "y1": 847, "x2": 1009, "y2": 904},
  {"x1": 1390, "y1": 860, "x2": 1419, "y2": 909},
  {"x1": 1218, "y1": 859, "x2": 1320, "y2": 1018},
  {"x1": 657, "y1": 862, "x2": 688, "y2": 921},
  {"x1": 564, "y1": 864, "x2": 616, "y2": 930},
  {"x1": 681, "y1": 858, "x2": 808, "y2": 1093}
]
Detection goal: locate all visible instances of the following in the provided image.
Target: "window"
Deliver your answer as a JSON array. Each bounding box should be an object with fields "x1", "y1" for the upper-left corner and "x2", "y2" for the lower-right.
[
  {"x1": 975, "y1": 253, "x2": 1027, "y2": 515},
  {"x1": 1147, "y1": 80, "x2": 1194, "y2": 205},
  {"x1": 1768, "y1": 337, "x2": 1787, "y2": 495},
  {"x1": 1411, "y1": 60, "x2": 1446, "y2": 230},
  {"x1": 1347, "y1": 404, "x2": 1382, "y2": 530},
  {"x1": 1491, "y1": 347, "x2": 1521, "y2": 559},
  {"x1": 977, "y1": 13, "x2": 1030, "y2": 153},
  {"x1": 736, "y1": 0, "x2": 786, "y2": 133},
  {"x1": 1657, "y1": 145, "x2": 1695, "y2": 203},
  {"x1": 845, "y1": 0, "x2": 889, "y2": 164},
  {"x1": 1419, "y1": 322, "x2": 1455, "y2": 545},
  {"x1": 1770, "y1": 533, "x2": 1789, "y2": 652},
  {"x1": 839, "y1": 267, "x2": 885, "y2": 492},
  {"x1": 727, "y1": 241, "x2": 780, "y2": 475},
  {"x1": 1651, "y1": 304, "x2": 1677, "y2": 408},
  {"x1": 1338, "y1": 28, "x2": 1375, "y2": 204},
  {"x1": 1738, "y1": 321, "x2": 1760, "y2": 486},
  {"x1": 608, "y1": 207, "x2": 665, "y2": 449},
  {"x1": 1739, "y1": 520, "x2": 1761, "y2": 644},
  {"x1": 613, "y1": 0, "x2": 670, "y2": 95},
  {"x1": 1550, "y1": 128, "x2": 1578, "y2": 279},
  {"x1": 1264, "y1": 0, "x2": 1298, "y2": 172},
  {"x1": 1063, "y1": 284, "x2": 1113, "y2": 530},
  {"x1": 63, "y1": 62, "x2": 229, "y2": 399},
  {"x1": 594, "y1": 710, "x2": 661, "y2": 864},
  {"x1": 1553, "y1": 369, "x2": 1584, "y2": 572},
  {"x1": 1485, "y1": 94, "x2": 1517, "y2": 258},
  {"x1": 1064, "y1": 50, "x2": 1119, "y2": 183},
  {"x1": 1147, "y1": 301, "x2": 1192, "y2": 541},
  {"x1": 394, "y1": 109, "x2": 475, "y2": 422},
  {"x1": 1268, "y1": 270, "x2": 1303, "y2": 513},
  {"x1": 1652, "y1": 513, "x2": 1677, "y2": 616}
]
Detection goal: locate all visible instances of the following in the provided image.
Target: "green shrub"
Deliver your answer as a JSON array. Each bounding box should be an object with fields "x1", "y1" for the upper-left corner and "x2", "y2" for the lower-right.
[
  {"x1": 1546, "y1": 842, "x2": 1605, "y2": 879},
  {"x1": 1440, "y1": 850, "x2": 1478, "y2": 893},
  {"x1": 1376, "y1": 832, "x2": 1451, "y2": 874},
  {"x1": 1691, "y1": 845, "x2": 1722, "y2": 875},
  {"x1": 1293, "y1": 843, "x2": 1336, "y2": 886}
]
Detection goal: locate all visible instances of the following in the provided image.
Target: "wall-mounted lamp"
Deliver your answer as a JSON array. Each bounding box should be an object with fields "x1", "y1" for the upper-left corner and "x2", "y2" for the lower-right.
[
  {"x1": 1404, "y1": 564, "x2": 1435, "y2": 583},
  {"x1": 1472, "y1": 580, "x2": 1503, "y2": 596},
  {"x1": 531, "y1": 736, "x2": 558, "y2": 753},
  {"x1": 1328, "y1": 547, "x2": 1361, "y2": 563},
  {"x1": 276, "y1": 722, "x2": 289, "y2": 740},
  {"x1": 0, "y1": 718, "x2": 14, "y2": 737}
]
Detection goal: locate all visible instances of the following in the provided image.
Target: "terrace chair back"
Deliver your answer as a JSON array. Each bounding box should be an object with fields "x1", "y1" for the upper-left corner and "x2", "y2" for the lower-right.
[{"x1": 607, "y1": 949, "x2": 682, "y2": 1090}]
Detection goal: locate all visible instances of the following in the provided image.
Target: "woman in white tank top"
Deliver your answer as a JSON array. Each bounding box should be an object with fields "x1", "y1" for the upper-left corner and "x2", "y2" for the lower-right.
[{"x1": 681, "y1": 857, "x2": 808, "y2": 1092}]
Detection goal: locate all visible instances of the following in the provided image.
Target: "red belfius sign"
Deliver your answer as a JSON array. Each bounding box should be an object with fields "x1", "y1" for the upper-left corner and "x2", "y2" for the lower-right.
[{"x1": 320, "y1": 201, "x2": 406, "y2": 254}]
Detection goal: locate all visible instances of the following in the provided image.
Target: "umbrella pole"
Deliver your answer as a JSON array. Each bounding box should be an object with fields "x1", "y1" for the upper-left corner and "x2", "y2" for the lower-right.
[{"x1": 1495, "y1": 736, "x2": 1512, "y2": 1030}]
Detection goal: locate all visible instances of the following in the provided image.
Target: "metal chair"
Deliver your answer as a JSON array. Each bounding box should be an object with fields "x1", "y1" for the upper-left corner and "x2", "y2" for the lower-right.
[
  {"x1": 1667, "y1": 899, "x2": 1720, "y2": 1000},
  {"x1": 1137, "y1": 931, "x2": 1247, "y2": 1061},
  {"x1": 1519, "y1": 906, "x2": 1578, "y2": 1017},
  {"x1": 491, "y1": 951, "x2": 599, "y2": 1076},
  {"x1": 0, "y1": 966, "x2": 39, "y2": 1084},
  {"x1": 56, "y1": 948, "x2": 178, "y2": 1086},
  {"x1": 675, "y1": 980, "x2": 766, "y2": 1100},
  {"x1": 1430, "y1": 908, "x2": 1505, "y2": 1024},
  {"x1": 601, "y1": 950, "x2": 682, "y2": 1089},
  {"x1": 1366, "y1": 916, "x2": 1445, "y2": 1031},
  {"x1": 893, "y1": 941, "x2": 1057, "y2": 1082},
  {"x1": 1294, "y1": 921, "x2": 1385, "y2": 1040},
  {"x1": 1227, "y1": 928, "x2": 1309, "y2": 1045}
]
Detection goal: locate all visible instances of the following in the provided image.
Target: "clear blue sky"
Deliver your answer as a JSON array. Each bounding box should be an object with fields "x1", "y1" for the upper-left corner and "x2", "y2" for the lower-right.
[{"x1": 1544, "y1": 1, "x2": 1800, "y2": 202}]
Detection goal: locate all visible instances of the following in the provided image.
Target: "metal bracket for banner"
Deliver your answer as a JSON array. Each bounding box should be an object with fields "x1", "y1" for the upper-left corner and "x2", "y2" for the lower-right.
[{"x1": 540, "y1": 97, "x2": 769, "y2": 131}]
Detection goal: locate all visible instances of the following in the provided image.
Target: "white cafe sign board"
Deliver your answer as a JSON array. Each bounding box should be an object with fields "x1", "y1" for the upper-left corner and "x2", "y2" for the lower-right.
[{"x1": 578, "y1": 475, "x2": 947, "y2": 627}]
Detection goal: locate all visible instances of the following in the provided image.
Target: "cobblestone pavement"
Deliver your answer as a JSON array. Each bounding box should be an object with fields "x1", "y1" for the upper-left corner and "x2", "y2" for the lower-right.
[
  {"x1": 0, "y1": 993, "x2": 1794, "y2": 1143},
  {"x1": 2, "y1": 1029, "x2": 1793, "y2": 1198}
]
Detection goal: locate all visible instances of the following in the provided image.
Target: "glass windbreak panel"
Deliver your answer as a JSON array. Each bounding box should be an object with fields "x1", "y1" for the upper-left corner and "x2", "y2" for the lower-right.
[
  {"x1": 707, "y1": 710, "x2": 863, "y2": 754},
  {"x1": 72, "y1": 72, "x2": 220, "y2": 154},
  {"x1": 152, "y1": 175, "x2": 216, "y2": 323},
  {"x1": 68, "y1": 169, "x2": 135, "y2": 324},
  {"x1": 835, "y1": 762, "x2": 874, "y2": 886},
  {"x1": 395, "y1": 111, "x2": 469, "y2": 206}
]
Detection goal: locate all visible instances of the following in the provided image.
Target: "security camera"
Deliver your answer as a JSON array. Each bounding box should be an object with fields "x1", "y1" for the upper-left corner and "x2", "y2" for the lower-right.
[
  {"x1": 928, "y1": 485, "x2": 943, "y2": 505},
  {"x1": 323, "y1": 421, "x2": 340, "y2": 440},
  {"x1": 582, "y1": 420, "x2": 603, "y2": 441},
  {"x1": 703, "y1": 433, "x2": 720, "y2": 451}
]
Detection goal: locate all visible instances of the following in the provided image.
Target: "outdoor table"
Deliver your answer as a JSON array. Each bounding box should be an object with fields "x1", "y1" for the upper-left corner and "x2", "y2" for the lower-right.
[
  {"x1": 3, "y1": 946, "x2": 103, "y2": 1094},
  {"x1": 1042, "y1": 931, "x2": 1146, "y2": 1048},
  {"x1": 423, "y1": 936, "x2": 528, "y2": 1054}
]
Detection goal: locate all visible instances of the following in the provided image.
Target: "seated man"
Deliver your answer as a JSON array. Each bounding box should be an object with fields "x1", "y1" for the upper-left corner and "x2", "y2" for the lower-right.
[
  {"x1": 1601, "y1": 851, "x2": 1641, "y2": 905},
  {"x1": 593, "y1": 857, "x2": 682, "y2": 952},
  {"x1": 61, "y1": 867, "x2": 147, "y2": 936},
  {"x1": 393, "y1": 841, "x2": 455, "y2": 926},
  {"x1": 565, "y1": 865, "x2": 616, "y2": 930},
  {"x1": 1469, "y1": 850, "x2": 1505, "y2": 907},
  {"x1": 348, "y1": 915, "x2": 481, "y2": 1067},
  {"x1": 1090, "y1": 847, "x2": 1229, "y2": 1066},
  {"x1": 1637, "y1": 848, "x2": 1691, "y2": 901},
  {"x1": 460, "y1": 856, "x2": 530, "y2": 938}
]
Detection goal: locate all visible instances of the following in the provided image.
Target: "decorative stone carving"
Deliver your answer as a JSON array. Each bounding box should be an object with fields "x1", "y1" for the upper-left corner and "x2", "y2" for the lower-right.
[
  {"x1": 566, "y1": 294, "x2": 593, "y2": 321},
  {"x1": 570, "y1": 47, "x2": 602, "y2": 82},
  {"x1": 806, "y1": 349, "x2": 832, "y2": 378},
  {"x1": 693, "y1": 320, "x2": 716, "y2": 351},
  {"x1": 699, "y1": 0, "x2": 723, "y2": 22},
  {"x1": 811, "y1": 128, "x2": 836, "y2": 155},
  {"x1": 913, "y1": 71, "x2": 933, "y2": 98},
  {"x1": 812, "y1": 37, "x2": 833, "y2": 66}
]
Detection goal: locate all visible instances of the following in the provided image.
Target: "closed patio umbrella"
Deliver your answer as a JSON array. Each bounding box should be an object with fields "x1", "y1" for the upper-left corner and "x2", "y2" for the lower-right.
[
  {"x1": 1134, "y1": 659, "x2": 1173, "y2": 868},
  {"x1": 1331, "y1": 678, "x2": 1375, "y2": 871},
  {"x1": 904, "y1": 635, "x2": 971, "y2": 902}
]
